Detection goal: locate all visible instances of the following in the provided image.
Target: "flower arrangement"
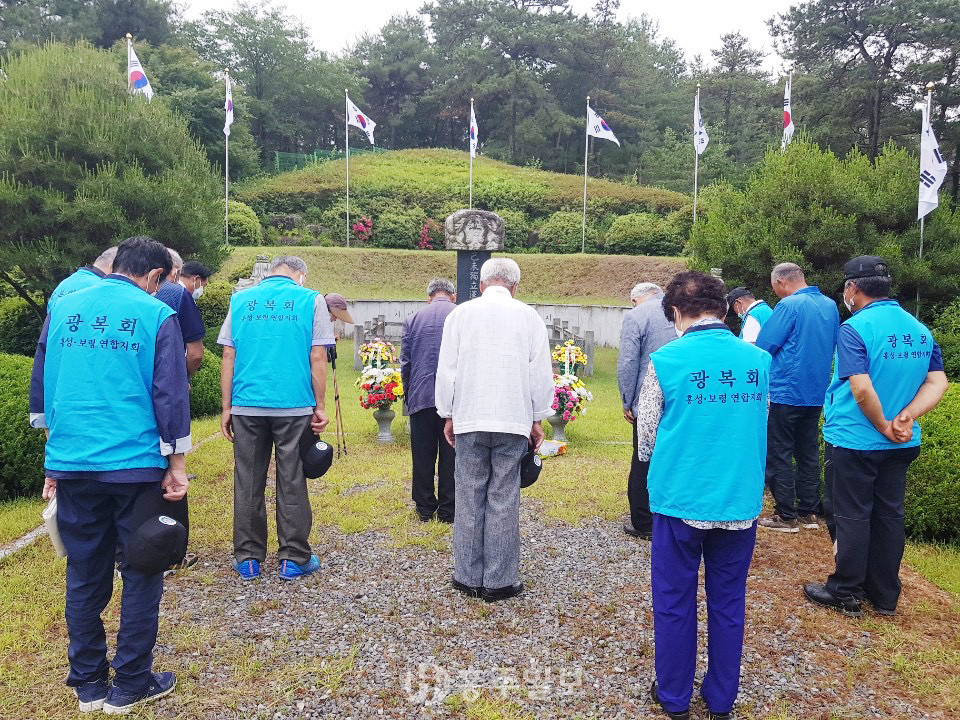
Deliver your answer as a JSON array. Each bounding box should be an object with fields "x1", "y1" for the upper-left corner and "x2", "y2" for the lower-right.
[
  {"x1": 552, "y1": 339, "x2": 588, "y2": 375},
  {"x1": 352, "y1": 216, "x2": 373, "y2": 244},
  {"x1": 552, "y1": 373, "x2": 593, "y2": 423},
  {"x1": 358, "y1": 338, "x2": 397, "y2": 369},
  {"x1": 357, "y1": 338, "x2": 403, "y2": 410}
]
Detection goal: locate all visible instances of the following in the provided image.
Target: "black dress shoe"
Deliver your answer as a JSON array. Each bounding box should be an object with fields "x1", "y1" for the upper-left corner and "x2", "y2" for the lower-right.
[
  {"x1": 650, "y1": 681, "x2": 690, "y2": 720},
  {"x1": 699, "y1": 690, "x2": 732, "y2": 719},
  {"x1": 864, "y1": 596, "x2": 896, "y2": 616},
  {"x1": 451, "y1": 577, "x2": 481, "y2": 598},
  {"x1": 437, "y1": 515, "x2": 454, "y2": 524},
  {"x1": 481, "y1": 582, "x2": 524, "y2": 603},
  {"x1": 623, "y1": 519, "x2": 652, "y2": 540},
  {"x1": 803, "y1": 582, "x2": 862, "y2": 618},
  {"x1": 416, "y1": 511, "x2": 434, "y2": 522}
]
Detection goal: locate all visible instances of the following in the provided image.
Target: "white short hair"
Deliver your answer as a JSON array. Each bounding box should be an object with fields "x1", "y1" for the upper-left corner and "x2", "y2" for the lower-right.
[
  {"x1": 480, "y1": 257, "x2": 521, "y2": 288},
  {"x1": 269, "y1": 255, "x2": 308, "y2": 275},
  {"x1": 771, "y1": 262, "x2": 804, "y2": 283},
  {"x1": 630, "y1": 282, "x2": 662, "y2": 299},
  {"x1": 166, "y1": 248, "x2": 183, "y2": 269}
]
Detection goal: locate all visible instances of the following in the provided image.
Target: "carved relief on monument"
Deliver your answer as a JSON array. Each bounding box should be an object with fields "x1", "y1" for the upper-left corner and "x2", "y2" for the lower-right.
[{"x1": 444, "y1": 209, "x2": 505, "y2": 251}]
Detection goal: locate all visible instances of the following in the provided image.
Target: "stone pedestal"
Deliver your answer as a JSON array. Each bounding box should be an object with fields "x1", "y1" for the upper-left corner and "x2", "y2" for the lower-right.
[{"x1": 444, "y1": 209, "x2": 505, "y2": 304}]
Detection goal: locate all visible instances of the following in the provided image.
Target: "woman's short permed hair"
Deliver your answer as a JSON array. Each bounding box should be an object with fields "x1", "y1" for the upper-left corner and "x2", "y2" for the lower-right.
[{"x1": 661, "y1": 271, "x2": 728, "y2": 323}]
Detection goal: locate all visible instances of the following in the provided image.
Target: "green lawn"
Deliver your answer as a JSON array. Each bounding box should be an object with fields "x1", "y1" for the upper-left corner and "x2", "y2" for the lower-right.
[{"x1": 214, "y1": 246, "x2": 687, "y2": 306}]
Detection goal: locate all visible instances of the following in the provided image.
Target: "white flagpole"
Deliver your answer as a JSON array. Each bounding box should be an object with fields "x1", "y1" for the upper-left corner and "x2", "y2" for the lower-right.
[
  {"x1": 582, "y1": 96, "x2": 590, "y2": 254},
  {"x1": 126, "y1": 34, "x2": 132, "y2": 93},
  {"x1": 345, "y1": 89, "x2": 350, "y2": 249},
  {"x1": 693, "y1": 84, "x2": 700, "y2": 225},
  {"x1": 917, "y1": 81, "x2": 934, "y2": 317},
  {"x1": 225, "y1": 69, "x2": 230, "y2": 247},
  {"x1": 469, "y1": 97, "x2": 474, "y2": 210}
]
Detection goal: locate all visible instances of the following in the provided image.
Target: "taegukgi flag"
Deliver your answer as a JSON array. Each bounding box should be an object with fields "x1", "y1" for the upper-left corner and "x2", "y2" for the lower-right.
[
  {"x1": 587, "y1": 106, "x2": 620, "y2": 146},
  {"x1": 469, "y1": 104, "x2": 479, "y2": 158},
  {"x1": 781, "y1": 75, "x2": 795, "y2": 151},
  {"x1": 918, "y1": 104, "x2": 948, "y2": 220},
  {"x1": 346, "y1": 96, "x2": 376, "y2": 145},
  {"x1": 224, "y1": 75, "x2": 234, "y2": 137},
  {"x1": 694, "y1": 92, "x2": 709, "y2": 155},
  {"x1": 127, "y1": 45, "x2": 153, "y2": 101}
]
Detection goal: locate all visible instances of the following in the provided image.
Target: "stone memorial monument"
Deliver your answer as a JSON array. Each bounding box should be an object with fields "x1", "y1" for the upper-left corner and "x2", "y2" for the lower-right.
[
  {"x1": 444, "y1": 209, "x2": 505, "y2": 303},
  {"x1": 234, "y1": 254, "x2": 270, "y2": 293}
]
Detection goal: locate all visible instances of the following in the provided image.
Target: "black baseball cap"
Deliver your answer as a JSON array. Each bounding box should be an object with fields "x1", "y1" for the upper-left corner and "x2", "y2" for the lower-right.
[
  {"x1": 520, "y1": 448, "x2": 542, "y2": 488},
  {"x1": 843, "y1": 256, "x2": 891, "y2": 281},
  {"x1": 300, "y1": 426, "x2": 334, "y2": 479},
  {"x1": 725, "y1": 287, "x2": 753, "y2": 306},
  {"x1": 124, "y1": 486, "x2": 189, "y2": 576}
]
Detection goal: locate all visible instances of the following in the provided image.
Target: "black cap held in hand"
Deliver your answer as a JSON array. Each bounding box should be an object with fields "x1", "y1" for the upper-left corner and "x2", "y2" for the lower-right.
[
  {"x1": 520, "y1": 449, "x2": 542, "y2": 488},
  {"x1": 843, "y1": 255, "x2": 890, "y2": 281},
  {"x1": 300, "y1": 425, "x2": 334, "y2": 479},
  {"x1": 124, "y1": 486, "x2": 189, "y2": 575}
]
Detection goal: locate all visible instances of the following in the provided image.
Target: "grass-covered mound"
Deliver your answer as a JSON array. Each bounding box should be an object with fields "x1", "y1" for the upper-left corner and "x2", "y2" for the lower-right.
[{"x1": 234, "y1": 149, "x2": 690, "y2": 254}]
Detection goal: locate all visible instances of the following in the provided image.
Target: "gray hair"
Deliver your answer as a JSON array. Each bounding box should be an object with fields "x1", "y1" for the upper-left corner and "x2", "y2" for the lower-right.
[
  {"x1": 269, "y1": 255, "x2": 308, "y2": 275},
  {"x1": 479, "y1": 257, "x2": 521, "y2": 288},
  {"x1": 630, "y1": 282, "x2": 662, "y2": 299},
  {"x1": 426, "y1": 278, "x2": 455, "y2": 297},
  {"x1": 771, "y1": 262, "x2": 804, "y2": 284},
  {"x1": 166, "y1": 248, "x2": 183, "y2": 269},
  {"x1": 94, "y1": 246, "x2": 117, "y2": 267}
]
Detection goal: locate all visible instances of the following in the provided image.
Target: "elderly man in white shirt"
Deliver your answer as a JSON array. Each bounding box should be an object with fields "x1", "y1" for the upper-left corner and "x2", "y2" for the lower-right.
[{"x1": 436, "y1": 257, "x2": 555, "y2": 603}]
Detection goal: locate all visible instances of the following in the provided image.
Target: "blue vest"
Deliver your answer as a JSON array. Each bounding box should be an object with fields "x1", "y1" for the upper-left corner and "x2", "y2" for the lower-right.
[
  {"x1": 648, "y1": 325, "x2": 771, "y2": 522},
  {"x1": 44, "y1": 277, "x2": 174, "y2": 471},
  {"x1": 823, "y1": 300, "x2": 933, "y2": 451},
  {"x1": 739, "y1": 300, "x2": 773, "y2": 339},
  {"x1": 48, "y1": 268, "x2": 102, "y2": 314},
  {"x1": 229, "y1": 276, "x2": 317, "y2": 408}
]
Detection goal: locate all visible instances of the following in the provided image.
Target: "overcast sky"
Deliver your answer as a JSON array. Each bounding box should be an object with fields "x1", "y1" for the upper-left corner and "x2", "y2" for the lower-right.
[{"x1": 180, "y1": 0, "x2": 797, "y2": 74}]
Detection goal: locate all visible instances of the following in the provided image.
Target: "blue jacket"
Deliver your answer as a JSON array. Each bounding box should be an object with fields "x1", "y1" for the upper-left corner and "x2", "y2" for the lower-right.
[
  {"x1": 401, "y1": 297, "x2": 455, "y2": 415},
  {"x1": 648, "y1": 324, "x2": 770, "y2": 522},
  {"x1": 617, "y1": 293, "x2": 677, "y2": 415},
  {"x1": 228, "y1": 276, "x2": 318, "y2": 409},
  {"x1": 47, "y1": 267, "x2": 104, "y2": 314},
  {"x1": 756, "y1": 286, "x2": 839, "y2": 406},
  {"x1": 823, "y1": 299, "x2": 943, "y2": 451}
]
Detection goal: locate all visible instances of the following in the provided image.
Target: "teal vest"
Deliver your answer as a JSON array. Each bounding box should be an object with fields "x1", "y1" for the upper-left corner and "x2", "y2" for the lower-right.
[
  {"x1": 229, "y1": 276, "x2": 317, "y2": 408},
  {"x1": 44, "y1": 277, "x2": 174, "y2": 471},
  {"x1": 823, "y1": 300, "x2": 933, "y2": 451},
  {"x1": 648, "y1": 325, "x2": 771, "y2": 522},
  {"x1": 48, "y1": 268, "x2": 101, "y2": 314},
  {"x1": 739, "y1": 300, "x2": 773, "y2": 339}
]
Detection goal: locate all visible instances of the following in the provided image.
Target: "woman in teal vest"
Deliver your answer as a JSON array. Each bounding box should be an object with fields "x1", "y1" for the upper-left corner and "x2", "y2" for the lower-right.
[{"x1": 634, "y1": 272, "x2": 770, "y2": 720}]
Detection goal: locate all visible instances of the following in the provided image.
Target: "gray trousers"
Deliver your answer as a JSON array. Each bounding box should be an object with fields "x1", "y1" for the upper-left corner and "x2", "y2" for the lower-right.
[
  {"x1": 453, "y1": 431, "x2": 528, "y2": 589},
  {"x1": 232, "y1": 414, "x2": 313, "y2": 565}
]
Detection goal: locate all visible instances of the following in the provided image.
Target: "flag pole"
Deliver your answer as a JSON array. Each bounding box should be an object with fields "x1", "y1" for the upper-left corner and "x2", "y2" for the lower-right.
[
  {"x1": 225, "y1": 68, "x2": 231, "y2": 247},
  {"x1": 345, "y1": 89, "x2": 350, "y2": 249},
  {"x1": 693, "y1": 84, "x2": 700, "y2": 225},
  {"x1": 125, "y1": 34, "x2": 132, "y2": 94},
  {"x1": 469, "y1": 97, "x2": 474, "y2": 210},
  {"x1": 917, "y1": 80, "x2": 934, "y2": 317},
  {"x1": 582, "y1": 96, "x2": 590, "y2": 254}
]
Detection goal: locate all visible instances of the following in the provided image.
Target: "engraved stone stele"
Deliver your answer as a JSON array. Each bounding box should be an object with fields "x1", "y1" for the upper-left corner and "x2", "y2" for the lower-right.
[
  {"x1": 444, "y1": 209, "x2": 505, "y2": 251},
  {"x1": 234, "y1": 254, "x2": 270, "y2": 292}
]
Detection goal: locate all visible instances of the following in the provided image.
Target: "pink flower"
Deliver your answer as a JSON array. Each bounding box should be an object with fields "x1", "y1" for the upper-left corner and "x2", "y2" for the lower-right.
[
  {"x1": 551, "y1": 401, "x2": 558, "y2": 410},
  {"x1": 562, "y1": 411, "x2": 571, "y2": 421},
  {"x1": 565, "y1": 401, "x2": 573, "y2": 409}
]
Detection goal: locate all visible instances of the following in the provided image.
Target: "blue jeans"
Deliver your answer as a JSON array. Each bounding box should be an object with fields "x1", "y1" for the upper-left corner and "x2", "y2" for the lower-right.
[
  {"x1": 57, "y1": 479, "x2": 164, "y2": 693},
  {"x1": 652, "y1": 514, "x2": 756, "y2": 714}
]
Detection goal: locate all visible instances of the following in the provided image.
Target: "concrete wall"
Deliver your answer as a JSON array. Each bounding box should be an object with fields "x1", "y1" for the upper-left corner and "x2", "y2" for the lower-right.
[{"x1": 346, "y1": 299, "x2": 631, "y2": 348}]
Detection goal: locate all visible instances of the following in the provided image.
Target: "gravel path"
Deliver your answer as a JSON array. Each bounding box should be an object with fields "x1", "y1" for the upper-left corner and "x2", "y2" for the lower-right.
[{"x1": 157, "y1": 503, "x2": 935, "y2": 720}]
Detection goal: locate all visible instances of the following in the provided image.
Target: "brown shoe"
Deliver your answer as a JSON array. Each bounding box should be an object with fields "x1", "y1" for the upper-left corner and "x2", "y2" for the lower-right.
[
  {"x1": 758, "y1": 515, "x2": 799, "y2": 533},
  {"x1": 798, "y1": 514, "x2": 820, "y2": 529}
]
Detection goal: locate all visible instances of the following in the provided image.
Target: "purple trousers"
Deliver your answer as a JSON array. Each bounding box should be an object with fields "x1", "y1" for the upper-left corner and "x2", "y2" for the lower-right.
[{"x1": 651, "y1": 513, "x2": 756, "y2": 714}]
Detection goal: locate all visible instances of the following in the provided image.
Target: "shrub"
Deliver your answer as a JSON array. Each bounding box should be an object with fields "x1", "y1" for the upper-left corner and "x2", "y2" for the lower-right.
[
  {"x1": 373, "y1": 205, "x2": 428, "y2": 249},
  {"x1": 495, "y1": 208, "x2": 531, "y2": 251},
  {"x1": 228, "y1": 201, "x2": 263, "y2": 246},
  {"x1": 190, "y1": 350, "x2": 222, "y2": 418},
  {"x1": 0, "y1": 297, "x2": 42, "y2": 356},
  {"x1": 934, "y1": 333, "x2": 960, "y2": 382},
  {"x1": 265, "y1": 213, "x2": 301, "y2": 231},
  {"x1": 538, "y1": 211, "x2": 598, "y2": 254},
  {"x1": 906, "y1": 384, "x2": 960, "y2": 543},
  {"x1": 196, "y1": 282, "x2": 232, "y2": 355},
  {"x1": 932, "y1": 299, "x2": 960, "y2": 336},
  {"x1": 0, "y1": 353, "x2": 45, "y2": 500},
  {"x1": 605, "y1": 213, "x2": 683, "y2": 256}
]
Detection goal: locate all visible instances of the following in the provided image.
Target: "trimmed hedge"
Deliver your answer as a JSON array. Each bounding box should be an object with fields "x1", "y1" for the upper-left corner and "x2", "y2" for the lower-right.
[
  {"x1": 190, "y1": 349, "x2": 222, "y2": 418},
  {"x1": 228, "y1": 200, "x2": 263, "y2": 246},
  {"x1": 906, "y1": 384, "x2": 960, "y2": 542},
  {"x1": 0, "y1": 353, "x2": 45, "y2": 501},
  {"x1": 0, "y1": 297, "x2": 42, "y2": 357},
  {"x1": 196, "y1": 281, "x2": 232, "y2": 356},
  {"x1": 538, "y1": 211, "x2": 598, "y2": 253},
  {"x1": 605, "y1": 212, "x2": 683, "y2": 256}
]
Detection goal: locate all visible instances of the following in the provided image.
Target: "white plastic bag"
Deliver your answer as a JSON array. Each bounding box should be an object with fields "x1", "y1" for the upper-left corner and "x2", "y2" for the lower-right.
[{"x1": 42, "y1": 497, "x2": 67, "y2": 558}]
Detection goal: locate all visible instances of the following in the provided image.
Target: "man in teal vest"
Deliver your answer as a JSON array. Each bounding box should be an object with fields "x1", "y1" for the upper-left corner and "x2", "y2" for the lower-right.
[
  {"x1": 218, "y1": 255, "x2": 335, "y2": 581},
  {"x1": 47, "y1": 246, "x2": 117, "y2": 314},
  {"x1": 726, "y1": 286, "x2": 772, "y2": 344},
  {"x1": 29, "y1": 236, "x2": 190, "y2": 714},
  {"x1": 805, "y1": 256, "x2": 947, "y2": 618}
]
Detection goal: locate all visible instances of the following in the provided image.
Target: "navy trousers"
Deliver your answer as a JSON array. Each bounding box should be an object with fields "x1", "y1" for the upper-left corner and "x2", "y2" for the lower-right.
[
  {"x1": 765, "y1": 403, "x2": 823, "y2": 520},
  {"x1": 56, "y1": 479, "x2": 164, "y2": 693},
  {"x1": 651, "y1": 514, "x2": 756, "y2": 714}
]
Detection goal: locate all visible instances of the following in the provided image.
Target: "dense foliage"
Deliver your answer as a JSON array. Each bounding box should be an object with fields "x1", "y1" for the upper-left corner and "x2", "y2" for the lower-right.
[
  {"x1": 0, "y1": 298, "x2": 41, "y2": 357},
  {"x1": 689, "y1": 141, "x2": 960, "y2": 313},
  {"x1": 190, "y1": 349, "x2": 222, "y2": 418},
  {"x1": 196, "y1": 282, "x2": 233, "y2": 355},
  {"x1": 227, "y1": 201, "x2": 262, "y2": 246},
  {"x1": 0, "y1": 42, "x2": 224, "y2": 312},
  {"x1": 0, "y1": 353, "x2": 45, "y2": 501}
]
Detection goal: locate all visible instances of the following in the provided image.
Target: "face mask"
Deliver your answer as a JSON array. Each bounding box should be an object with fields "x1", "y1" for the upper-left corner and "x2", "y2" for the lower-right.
[
  {"x1": 843, "y1": 293, "x2": 854, "y2": 313},
  {"x1": 673, "y1": 310, "x2": 684, "y2": 337},
  {"x1": 192, "y1": 285, "x2": 204, "y2": 301},
  {"x1": 298, "y1": 275, "x2": 305, "y2": 286}
]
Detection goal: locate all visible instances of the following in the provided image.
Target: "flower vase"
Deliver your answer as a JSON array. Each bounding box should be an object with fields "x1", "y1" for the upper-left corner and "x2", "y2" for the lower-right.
[
  {"x1": 373, "y1": 407, "x2": 396, "y2": 444},
  {"x1": 547, "y1": 413, "x2": 568, "y2": 443}
]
